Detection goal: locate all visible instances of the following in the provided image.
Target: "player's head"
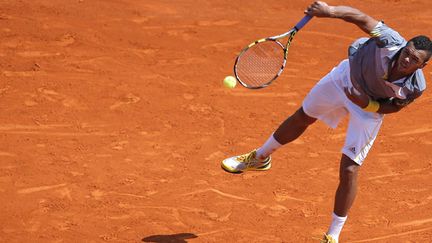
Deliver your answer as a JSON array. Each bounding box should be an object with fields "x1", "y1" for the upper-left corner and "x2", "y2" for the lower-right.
[
  {"x1": 408, "y1": 35, "x2": 432, "y2": 61},
  {"x1": 396, "y1": 35, "x2": 432, "y2": 73}
]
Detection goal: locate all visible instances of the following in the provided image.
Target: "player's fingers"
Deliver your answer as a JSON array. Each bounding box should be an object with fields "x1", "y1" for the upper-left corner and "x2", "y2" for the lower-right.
[
  {"x1": 306, "y1": 5, "x2": 320, "y2": 13},
  {"x1": 306, "y1": 2, "x2": 330, "y2": 17},
  {"x1": 344, "y1": 87, "x2": 353, "y2": 97},
  {"x1": 351, "y1": 87, "x2": 361, "y2": 96},
  {"x1": 316, "y1": 1, "x2": 328, "y2": 7},
  {"x1": 343, "y1": 86, "x2": 349, "y2": 94}
]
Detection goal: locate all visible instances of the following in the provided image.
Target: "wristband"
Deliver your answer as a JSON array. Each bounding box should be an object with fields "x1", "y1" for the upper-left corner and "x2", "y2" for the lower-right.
[{"x1": 363, "y1": 98, "x2": 380, "y2": 112}]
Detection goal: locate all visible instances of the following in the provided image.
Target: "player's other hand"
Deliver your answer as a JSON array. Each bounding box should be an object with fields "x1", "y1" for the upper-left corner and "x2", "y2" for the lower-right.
[
  {"x1": 344, "y1": 86, "x2": 370, "y2": 108},
  {"x1": 305, "y1": 1, "x2": 333, "y2": 18}
]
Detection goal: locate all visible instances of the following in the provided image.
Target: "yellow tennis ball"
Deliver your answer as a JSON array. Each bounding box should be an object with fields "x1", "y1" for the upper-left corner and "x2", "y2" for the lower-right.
[{"x1": 223, "y1": 76, "x2": 236, "y2": 89}]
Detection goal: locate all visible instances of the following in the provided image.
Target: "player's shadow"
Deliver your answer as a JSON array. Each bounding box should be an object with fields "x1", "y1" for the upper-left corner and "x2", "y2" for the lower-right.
[{"x1": 142, "y1": 233, "x2": 198, "y2": 243}]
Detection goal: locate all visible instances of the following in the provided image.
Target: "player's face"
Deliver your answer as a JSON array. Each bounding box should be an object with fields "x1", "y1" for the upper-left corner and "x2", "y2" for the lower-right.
[{"x1": 397, "y1": 42, "x2": 429, "y2": 74}]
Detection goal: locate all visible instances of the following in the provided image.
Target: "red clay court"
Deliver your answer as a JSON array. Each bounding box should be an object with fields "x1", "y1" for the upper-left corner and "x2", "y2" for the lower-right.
[{"x1": 1, "y1": 0, "x2": 431, "y2": 242}]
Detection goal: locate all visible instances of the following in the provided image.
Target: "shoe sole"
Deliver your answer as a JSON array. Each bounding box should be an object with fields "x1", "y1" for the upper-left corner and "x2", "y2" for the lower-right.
[{"x1": 221, "y1": 160, "x2": 272, "y2": 173}]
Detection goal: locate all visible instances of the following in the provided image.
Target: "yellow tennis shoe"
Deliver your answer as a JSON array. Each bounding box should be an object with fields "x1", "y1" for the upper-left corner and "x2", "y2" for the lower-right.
[
  {"x1": 321, "y1": 234, "x2": 337, "y2": 243},
  {"x1": 221, "y1": 150, "x2": 271, "y2": 173}
]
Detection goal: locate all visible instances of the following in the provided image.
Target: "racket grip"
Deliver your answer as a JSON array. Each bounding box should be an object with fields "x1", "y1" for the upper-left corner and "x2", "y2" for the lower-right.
[{"x1": 294, "y1": 15, "x2": 313, "y2": 31}]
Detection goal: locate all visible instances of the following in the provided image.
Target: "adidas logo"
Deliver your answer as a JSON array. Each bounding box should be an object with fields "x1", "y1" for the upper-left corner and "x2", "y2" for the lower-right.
[{"x1": 349, "y1": 147, "x2": 356, "y2": 154}]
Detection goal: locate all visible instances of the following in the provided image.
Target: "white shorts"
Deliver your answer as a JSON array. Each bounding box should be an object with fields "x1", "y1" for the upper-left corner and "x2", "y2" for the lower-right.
[{"x1": 302, "y1": 59, "x2": 384, "y2": 165}]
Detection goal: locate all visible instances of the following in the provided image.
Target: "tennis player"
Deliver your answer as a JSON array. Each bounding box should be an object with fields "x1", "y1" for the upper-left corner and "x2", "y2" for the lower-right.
[{"x1": 221, "y1": 1, "x2": 432, "y2": 242}]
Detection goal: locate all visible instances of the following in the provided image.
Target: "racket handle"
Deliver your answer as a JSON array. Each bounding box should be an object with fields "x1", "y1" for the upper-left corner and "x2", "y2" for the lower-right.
[{"x1": 294, "y1": 15, "x2": 313, "y2": 31}]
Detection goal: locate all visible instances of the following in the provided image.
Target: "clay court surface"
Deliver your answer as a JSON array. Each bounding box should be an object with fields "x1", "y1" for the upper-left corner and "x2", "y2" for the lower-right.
[{"x1": 1, "y1": 0, "x2": 432, "y2": 242}]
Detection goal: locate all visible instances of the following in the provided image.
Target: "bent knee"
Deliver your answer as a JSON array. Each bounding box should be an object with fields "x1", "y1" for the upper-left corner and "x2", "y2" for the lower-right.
[
  {"x1": 296, "y1": 107, "x2": 317, "y2": 125},
  {"x1": 340, "y1": 155, "x2": 360, "y2": 181},
  {"x1": 339, "y1": 167, "x2": 359, "y2": 185},
  {"x1": 341, "y1": 165, "x2": 358, "y2": 176}
]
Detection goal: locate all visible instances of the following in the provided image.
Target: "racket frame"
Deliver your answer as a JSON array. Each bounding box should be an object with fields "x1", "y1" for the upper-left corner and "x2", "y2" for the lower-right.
[{"x1": 233, "y1": 15, "x2": 312, "y2": 89}]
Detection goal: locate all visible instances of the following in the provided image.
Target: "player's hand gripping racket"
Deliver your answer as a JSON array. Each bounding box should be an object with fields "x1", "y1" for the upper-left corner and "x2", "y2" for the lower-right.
[{"x1": 234, "y1": 15, "x2": 313, "y2": 89}]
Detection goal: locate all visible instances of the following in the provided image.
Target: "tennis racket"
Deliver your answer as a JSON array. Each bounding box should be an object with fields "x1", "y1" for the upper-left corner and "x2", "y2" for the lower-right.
[{"x1": 234, "y1": 15, "x2": 313, "y2": 89}]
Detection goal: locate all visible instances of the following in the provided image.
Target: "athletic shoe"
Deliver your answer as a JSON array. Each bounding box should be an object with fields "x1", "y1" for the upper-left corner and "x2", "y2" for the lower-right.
[
  {"x1": 221, "y1": 150, "x2": 271, "y2": 173},
  {"x1": 321, "y1": 234, "x2": 337, "y2": 243}
]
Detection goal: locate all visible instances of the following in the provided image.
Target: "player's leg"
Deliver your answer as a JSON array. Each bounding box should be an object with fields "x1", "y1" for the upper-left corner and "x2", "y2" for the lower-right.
[
  {"x1": 221, "y1": 61, "x2": 350, "y2": 173},
  {"x1": 325, "y1": 104, "x2": 383, "y2": 242},
  {"x1": 255, "y1": 107, "x2": 317, "y2": 160},
  {"x1": 274, "y1": 107, "x2": 317, "y2": 145},
  {"x1": 256, "y1": 62, "x2": 350, "y2": 161},
  {"x1": 220, "y1": 107, "x2": 316, "y2": 173},
  {"x1": 323, "y1": 154, "x2": 359, "y2": 243},
  {"x1": 334, "y1": 154, "x2": 360, "y2": 217}
]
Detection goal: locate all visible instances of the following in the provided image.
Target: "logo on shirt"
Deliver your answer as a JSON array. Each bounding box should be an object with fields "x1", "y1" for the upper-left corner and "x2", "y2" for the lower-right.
[{"x1": 349, "y1": 147, "x2": 356, "y2": 154}]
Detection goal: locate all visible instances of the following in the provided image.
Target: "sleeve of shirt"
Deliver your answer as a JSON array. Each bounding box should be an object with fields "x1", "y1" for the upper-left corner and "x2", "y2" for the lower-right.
[{"x1": 369, "y1": 21, "x2": 405, "y2": 48}]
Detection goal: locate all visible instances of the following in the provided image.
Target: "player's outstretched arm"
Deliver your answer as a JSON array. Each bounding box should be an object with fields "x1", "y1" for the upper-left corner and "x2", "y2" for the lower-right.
[
  {"x1": 305, "y1": 1, "x2": 379, "y2": 34},
  {"x1": 376, "y1": 101, "x2": 404, "y2": 114},
  {"x1": 343, "y1": 86, "x2": 408, "y2": 114}
]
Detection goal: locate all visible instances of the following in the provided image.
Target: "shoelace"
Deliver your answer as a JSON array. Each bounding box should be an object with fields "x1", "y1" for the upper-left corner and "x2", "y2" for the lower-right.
[{"x1": 237, "y1": 152, "x2": 258, "y2": 168}]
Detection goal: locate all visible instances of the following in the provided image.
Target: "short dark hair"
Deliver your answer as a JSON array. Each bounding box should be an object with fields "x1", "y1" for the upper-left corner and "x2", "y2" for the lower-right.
[{"x1": 407, "y1": 35, "x2": 432, "y2": 62}]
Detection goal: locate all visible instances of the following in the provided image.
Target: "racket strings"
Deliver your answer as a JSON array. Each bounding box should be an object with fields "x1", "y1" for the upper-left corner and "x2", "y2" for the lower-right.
[{"x1": 236, "y1": 41, "x2": 285, "y2": 88}]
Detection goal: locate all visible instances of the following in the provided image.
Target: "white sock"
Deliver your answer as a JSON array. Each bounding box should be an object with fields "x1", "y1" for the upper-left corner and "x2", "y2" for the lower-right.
[
  {"x1": 327, "y1": 212, "x2": 347, "y2": 242},
  {"x1": 256, "y1": 134, "x2": 282, "y2": 160}
]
